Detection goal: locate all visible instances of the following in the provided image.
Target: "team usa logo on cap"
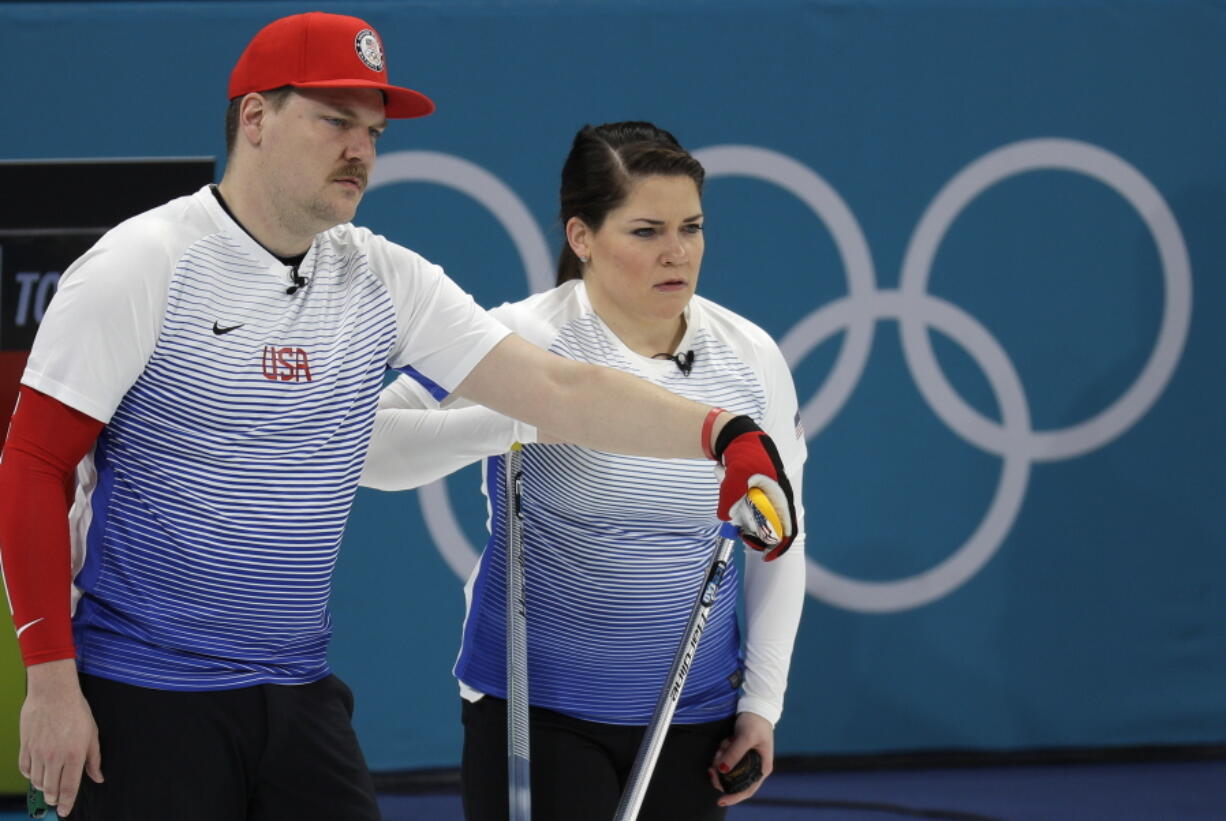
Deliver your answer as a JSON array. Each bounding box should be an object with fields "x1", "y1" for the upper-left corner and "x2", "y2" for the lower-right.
[{"x1": 354, "y1": 29, "x2": 384, "y2": 72}]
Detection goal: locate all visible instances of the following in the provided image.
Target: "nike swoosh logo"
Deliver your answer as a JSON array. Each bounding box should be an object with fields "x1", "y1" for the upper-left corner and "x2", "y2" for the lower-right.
[
  {"x1": 16, "y1": 617, "x2": 44, "y2": 638},
  {"x1": 213, "y1": 321, "x2": 244, "y2": 335}
]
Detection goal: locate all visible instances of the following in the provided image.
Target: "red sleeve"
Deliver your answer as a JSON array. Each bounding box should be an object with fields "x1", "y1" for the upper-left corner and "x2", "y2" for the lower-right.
[{"x1": 0, "y1": 386, "x2": 104, "y2": 666}]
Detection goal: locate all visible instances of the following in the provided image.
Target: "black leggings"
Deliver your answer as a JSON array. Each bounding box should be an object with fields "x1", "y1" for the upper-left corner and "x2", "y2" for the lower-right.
[
  {"x1": 69, "y1": 673, "x2": 379, "y2": 821},
  {"x1": 461, "y1": 696, "x2": 733, "y2": 821}
]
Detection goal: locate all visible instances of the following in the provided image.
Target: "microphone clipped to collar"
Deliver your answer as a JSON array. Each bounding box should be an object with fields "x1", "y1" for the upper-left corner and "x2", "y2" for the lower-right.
[
  {"x1": 286, "y1": 266, "x2": 309, "y2": 295},
  {"x1": 653, "y1": 350, "x2": 695, "y2": 376}
]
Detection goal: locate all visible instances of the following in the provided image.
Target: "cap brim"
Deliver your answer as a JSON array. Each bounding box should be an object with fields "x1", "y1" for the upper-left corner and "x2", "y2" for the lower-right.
[{"x1": 290, "y1": 78, "x2": 435, "y2": 119}]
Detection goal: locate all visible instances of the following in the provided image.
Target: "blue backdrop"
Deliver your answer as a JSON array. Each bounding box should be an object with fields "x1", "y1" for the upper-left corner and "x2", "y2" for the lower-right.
[{"x1": 2, "y1": 0, "x2": 1223, "y2": 771}]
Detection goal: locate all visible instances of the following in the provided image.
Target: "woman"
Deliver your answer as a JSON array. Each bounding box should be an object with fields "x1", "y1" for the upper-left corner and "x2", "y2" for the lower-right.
[{"x1": 364, "y1": 121, "x2": 806, "y2": 820}]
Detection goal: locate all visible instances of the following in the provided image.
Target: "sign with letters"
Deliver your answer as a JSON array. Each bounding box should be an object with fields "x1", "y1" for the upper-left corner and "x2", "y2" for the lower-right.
[{"x1": 0, "y1": 159, "x2": 215, "y2": 432}]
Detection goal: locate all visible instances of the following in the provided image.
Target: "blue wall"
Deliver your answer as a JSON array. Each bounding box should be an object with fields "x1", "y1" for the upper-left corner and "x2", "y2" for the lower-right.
[{"x1": 3, "y1": 0, "x2": 1224, "y2": 770}]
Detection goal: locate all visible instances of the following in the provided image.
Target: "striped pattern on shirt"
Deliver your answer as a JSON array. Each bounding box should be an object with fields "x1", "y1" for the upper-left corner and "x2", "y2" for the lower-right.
[
  {"x1": 455, "y1": 282, "x2": 770, "y2": 724},
  {"x1": 24, "y1": 186, "x2": 509, "y2": 690}
]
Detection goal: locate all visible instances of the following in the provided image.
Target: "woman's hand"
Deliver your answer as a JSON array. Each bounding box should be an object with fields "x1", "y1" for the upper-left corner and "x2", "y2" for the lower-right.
[{"x1": 708, "y1": 711, "x2": 774, "y2": 807}]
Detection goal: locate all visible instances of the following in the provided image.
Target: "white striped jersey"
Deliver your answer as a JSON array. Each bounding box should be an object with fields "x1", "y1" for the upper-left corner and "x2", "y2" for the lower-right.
[
  {"x1": 22, "y1": 186, "x2": 509, "y2": 690},
  {"x1": 438, "y1": 280, "x2": 807, "y2": 725}
]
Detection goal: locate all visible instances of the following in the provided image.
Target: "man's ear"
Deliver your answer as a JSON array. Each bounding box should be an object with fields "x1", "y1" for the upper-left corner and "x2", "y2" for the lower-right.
[{"x1": 237, "y1": 92, "x2": 272, "y2": 147}]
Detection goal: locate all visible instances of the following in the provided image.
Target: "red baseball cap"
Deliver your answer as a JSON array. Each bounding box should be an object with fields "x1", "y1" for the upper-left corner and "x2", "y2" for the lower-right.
[{"x1": 228, "y1": 12, "x2": 435, "y2": 119}]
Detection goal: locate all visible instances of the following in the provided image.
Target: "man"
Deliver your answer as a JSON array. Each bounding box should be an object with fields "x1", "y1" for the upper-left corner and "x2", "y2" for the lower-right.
[{"x1": 0, "y1": 12, "x2": 797, "y2": 820}]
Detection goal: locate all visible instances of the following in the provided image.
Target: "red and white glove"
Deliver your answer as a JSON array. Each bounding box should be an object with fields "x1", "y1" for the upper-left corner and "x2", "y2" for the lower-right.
[{"x1": 711, "y1": 414, "x2": 797, "y2": 561}]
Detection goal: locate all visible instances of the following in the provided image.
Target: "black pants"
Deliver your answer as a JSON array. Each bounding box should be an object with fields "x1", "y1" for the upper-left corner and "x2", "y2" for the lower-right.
[
  {"x1": 461, "y1": 696, "x2": 733, "y2": 821},
  {"x1": 70, "y1": 673, "x2": 379, "y2": 821}
]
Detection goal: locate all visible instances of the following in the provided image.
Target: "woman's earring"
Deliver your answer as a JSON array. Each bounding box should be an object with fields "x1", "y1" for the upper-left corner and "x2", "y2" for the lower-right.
[{"x1": 579, "y1": 255, "x2": 589, "y2": 264}]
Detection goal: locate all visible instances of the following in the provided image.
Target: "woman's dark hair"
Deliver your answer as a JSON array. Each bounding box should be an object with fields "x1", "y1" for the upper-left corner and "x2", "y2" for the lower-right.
[{"x1": 557, "y1": 121, "x2": 706, "y2": 285}]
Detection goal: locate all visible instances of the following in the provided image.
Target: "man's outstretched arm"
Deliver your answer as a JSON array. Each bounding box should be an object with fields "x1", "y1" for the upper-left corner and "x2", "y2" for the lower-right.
[
  {"x1": 452, "y1": 334, "x2": 798, "y2": 555},
  {"x1": 454, "y1": 334, "x2": 720, "y2": 458}
]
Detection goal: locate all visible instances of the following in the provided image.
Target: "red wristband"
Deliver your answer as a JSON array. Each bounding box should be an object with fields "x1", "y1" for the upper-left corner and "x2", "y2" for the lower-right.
[{"x1": 701, "y1": 407, "x2": 725, "y2": 461}]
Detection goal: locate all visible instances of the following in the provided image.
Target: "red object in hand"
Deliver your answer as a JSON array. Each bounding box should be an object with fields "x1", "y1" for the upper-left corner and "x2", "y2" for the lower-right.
[{"x1": 713, "y1": 416, "x2": 797, "y2": 561}]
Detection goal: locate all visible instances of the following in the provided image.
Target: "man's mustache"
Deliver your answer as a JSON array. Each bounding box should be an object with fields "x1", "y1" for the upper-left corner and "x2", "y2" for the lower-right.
[{"x1": 334, "y1": 165, "x2": 368, "y2": 189}]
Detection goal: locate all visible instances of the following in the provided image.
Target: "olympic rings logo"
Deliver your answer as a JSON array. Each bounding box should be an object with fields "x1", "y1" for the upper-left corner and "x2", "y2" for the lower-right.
[{"x1": 368, "y1": 138, "x2": 1192, "y2": 613}]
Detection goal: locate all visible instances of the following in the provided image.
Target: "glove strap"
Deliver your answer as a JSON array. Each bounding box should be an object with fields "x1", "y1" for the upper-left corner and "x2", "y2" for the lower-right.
[
  {"x1": 713, "y1": 415, "x2": 762, "y2": 462},
  {"x1": 701, "y1": 407, "x2": 725, "y2": 460}
]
